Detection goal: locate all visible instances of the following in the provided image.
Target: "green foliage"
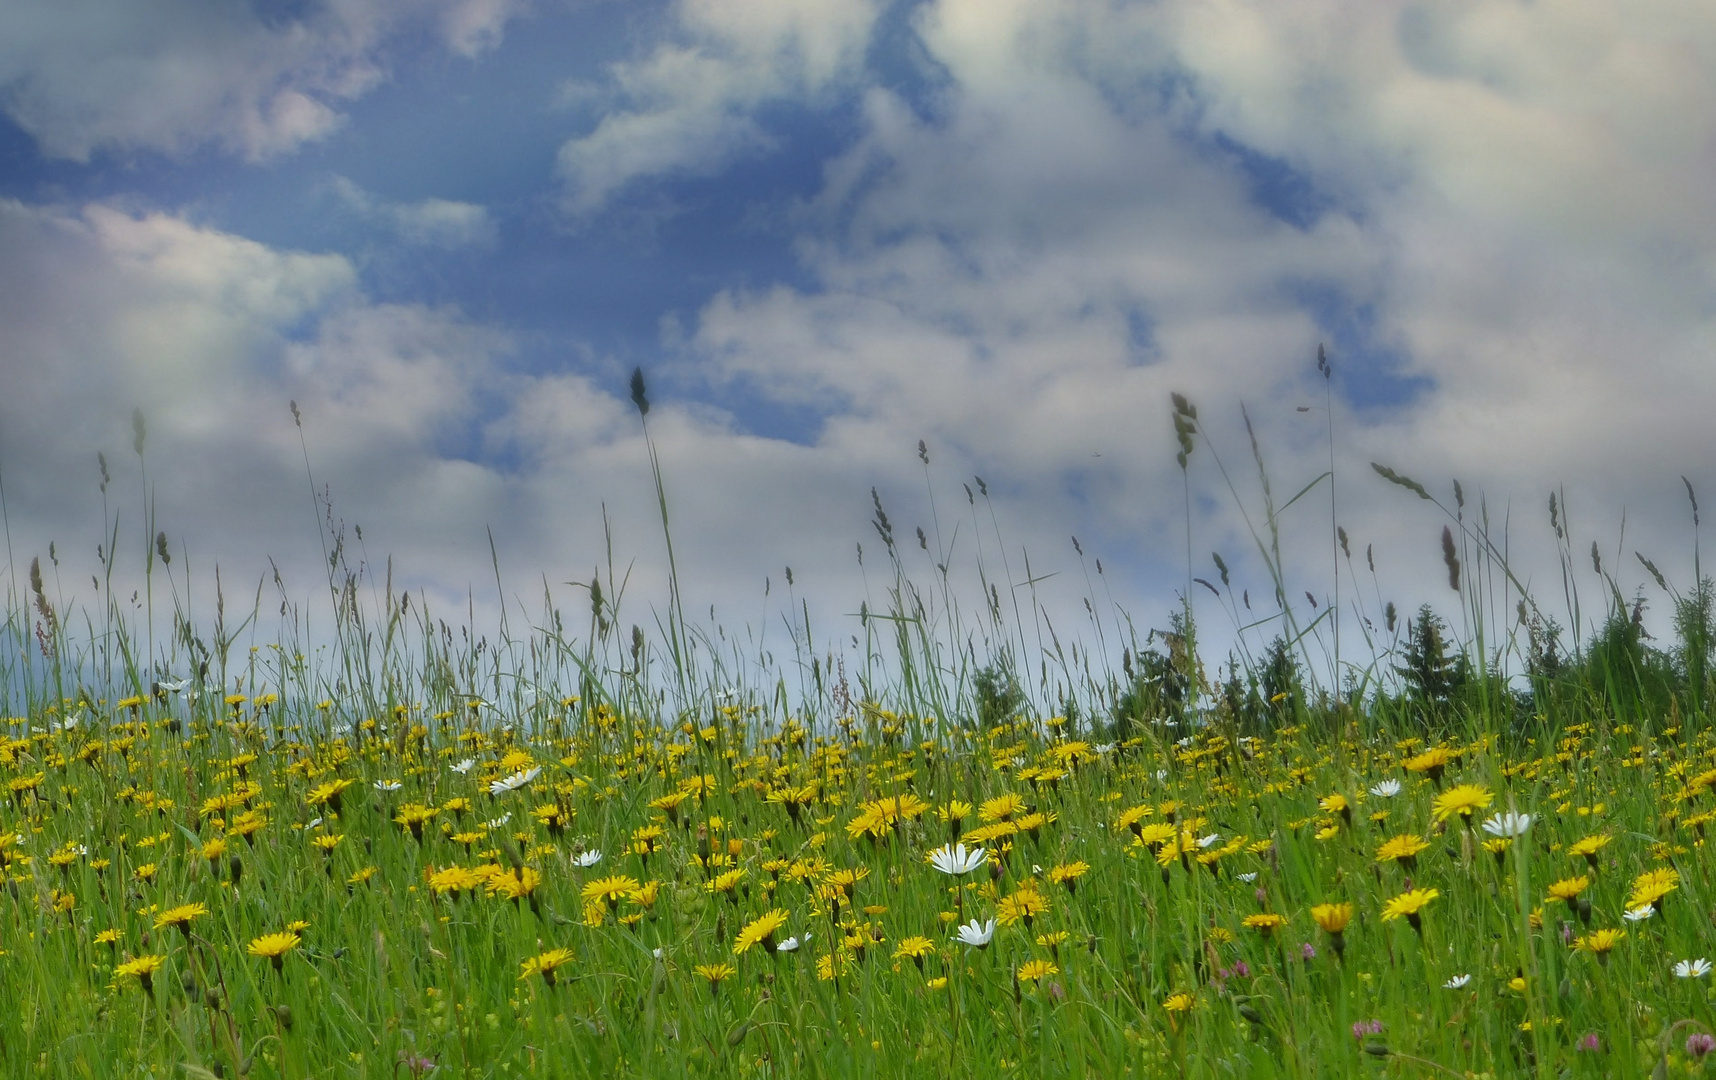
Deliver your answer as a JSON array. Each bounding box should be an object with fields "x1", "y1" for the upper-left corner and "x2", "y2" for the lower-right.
[
  {"x1": 971, "y1": 660, "x2": 1025, "y2": 729},
  {"x1": 1673, "y1": 576, "x2": 1714, "y2": 714},
  {"x1": 1394, "y1": 605, "x2": 1471, "y2": 718}
]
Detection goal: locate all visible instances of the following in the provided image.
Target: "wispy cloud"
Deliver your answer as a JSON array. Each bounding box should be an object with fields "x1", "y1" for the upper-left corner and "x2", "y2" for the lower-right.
[
  {"x1": 555, "y1": 0, "x2": 882, "y2": 215},
  {"x1": 0, "y1": 0, "x2": 530, "y2": 162},
  {"x1": 330, "y1": 177, "x2": 498, "y2": 249}
]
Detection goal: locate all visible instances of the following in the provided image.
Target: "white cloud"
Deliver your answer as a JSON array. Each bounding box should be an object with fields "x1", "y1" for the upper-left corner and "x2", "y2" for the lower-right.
[
  {"x1": 330, "y1": 176, "x2": 498, "y2": 248},
  {"x1": 0, "y1": 199, "x2": 899, "y2": 686},
  {"x1": 660, "y1": 0, "x2": 1716, "y2": 677},
  {"x1": 0, "y1": 0, "x2": 529, "y2": 161},
  {"x1": 555, "y1": 0, "x2": 882, "y2": 214}
]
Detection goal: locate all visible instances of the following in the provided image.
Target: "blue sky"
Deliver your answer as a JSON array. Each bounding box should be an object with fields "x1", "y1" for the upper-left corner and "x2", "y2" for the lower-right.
[{"x1": 2, "y1": 0, "x2": 1714, "y2": 700}]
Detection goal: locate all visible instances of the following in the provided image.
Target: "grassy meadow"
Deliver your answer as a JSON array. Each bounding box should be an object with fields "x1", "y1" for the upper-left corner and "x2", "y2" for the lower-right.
[{"x1": 3, "y1": 389, "x2": 1716, "y2": 1079}]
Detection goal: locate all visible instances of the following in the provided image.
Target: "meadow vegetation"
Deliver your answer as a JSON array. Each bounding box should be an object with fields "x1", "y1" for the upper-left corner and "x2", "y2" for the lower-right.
[{"x1": 2, "y1": 378, "x2": 1714, "y2": 1078}]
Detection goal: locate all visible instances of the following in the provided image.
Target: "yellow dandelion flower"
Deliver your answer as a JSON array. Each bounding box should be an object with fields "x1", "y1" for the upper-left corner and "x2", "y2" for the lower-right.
[
  {"x1": 114, "y1": 954, "x2": 166, "y2": 992},
  {"x1": 153, "y1": 903, "x2": 208, "y2": 934},
  {"x1": 1375, "y1": 834, "x2": 1429, "y2": 866},
  {"x1": 1546, "y1": 875, "x2": 1590, "y2": 902},
  {"x1": 1242, "y1": 913, "x2": 1287, "y2": 936},
  {"x1": 734, "y1": 909, "x2": 790, "y2": 955},
  {"x1": 1381, "y1": 888, "x2": 1439, "y2": 932},
  {"x1": 519, "y1": 947, "x2": 576, "y2": 985},
  {"x1": 1310, "y1": 902, "x2": 1353, "y2": 934},
  {"x1": 247, "y1": 932, "x2": 301, "y2": 972},
  {"x1": 694, "y1": 962, "x2": 736, "y2": 995},
  {"x1": 582, "y1": 874, "x2": 641, "y2": 910},
  {"x1": 1017, "y1": 958, "x2": 1059, "y2": 984},
  {"x1": 1432, "y1": 784, "x2": 1493, "y2": 823}
]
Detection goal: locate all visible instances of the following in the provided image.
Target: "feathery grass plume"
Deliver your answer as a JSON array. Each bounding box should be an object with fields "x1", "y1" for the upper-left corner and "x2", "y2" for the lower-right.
[
  {"x1": 29, "y1": 556, "x2": 49, "y2": 619},
  {"x1": 1442, "y1": 526, "x2": 1461, "y2": 591},
  {"x1": 1637, "y1": 552, "x2": 1668, "y2": 592},
  {"x1": 1171, "y1": 393, "x2": 1197, "y2": 470},
  {"x1": 1371, "y1": 463, "x2": 1433, "y2": 501}
]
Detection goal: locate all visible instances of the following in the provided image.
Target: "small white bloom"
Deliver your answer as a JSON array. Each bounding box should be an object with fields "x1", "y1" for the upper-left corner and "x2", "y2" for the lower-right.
[
  {"x1": 1369, "y1": 780, "x2": 1402, "y2": 798},
  {"x1": 306, "y1": 817, "x2": 323, "y2": 830},
  {"x1": 1623, "y1": 905, "x2": 1655, "y2": 923},
  {"x1": 571, "y1": 849, "x2": 603, "y2": 868},
  {"x1": 451, "y1": 758, "x2": 477, "y2": 774},
  {"x1": 954, "y1": 918, "x2": 996, "y2": 948},
  {"x1": 373, "y1": 780, "x2": 402, "y2": 792},
  {"x1": 927, "y1": 842, "x2": 988, "y2": 876},
  {"x1": 1480, "y1": 812, "x2": 1533, "y2": 838},
  {"x1": 1175, "y1": 736, "x2": 1195, "y2": 748},
  {"x1": 1093, "y1": 743, "x2": 1116, "y2": 755},
  {"x1": 652, "y1": 947, "x2": 665, "y2": 960},
  {"x1": 1197, "y1": 833, "x2": 1222, "y2": 849},
  {"x1": 489, "y1": 766, "x2": 542, "y2": 795},
  {"x1": 776, "y1": 935, "x2": 803, "y2": 953},
  {"x1": 486, "y1": 813, "x2": 512, "y2": 828},
  {"x1": 156, "y1": 677, "x2": 191, "y2": 693},
  {"x1": 1155, "y1": 770, "x2": 1170, "y2": 782},
  {"x1": 1444, "y1": 974, "x2": 1471, "y2": 989},
  {"x1": 1236, "y1": 872, "x2": 1258, "y2": 883},
  {"x1": 1675, "y1": 958, "x2": 1713, "y2": 979}
]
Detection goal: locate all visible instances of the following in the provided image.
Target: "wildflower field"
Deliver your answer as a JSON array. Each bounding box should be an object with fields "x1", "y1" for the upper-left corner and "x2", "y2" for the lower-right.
[{"x1": 6, "y1": 394, "x2": 1716, "y2": 1079}]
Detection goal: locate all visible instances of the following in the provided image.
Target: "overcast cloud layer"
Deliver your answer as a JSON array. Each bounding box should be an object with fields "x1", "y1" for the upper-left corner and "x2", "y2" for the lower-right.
[{"x1": 2, "y1": 0, "x2": 1714, "y2": 704}]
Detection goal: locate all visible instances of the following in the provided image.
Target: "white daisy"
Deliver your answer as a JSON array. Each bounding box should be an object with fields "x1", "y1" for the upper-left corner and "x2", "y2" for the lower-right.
[
  {"x1": 1675, "y1": 958, "x2": 1713, "y2": 979},
  {"x1": 1623, "y1": 905, "x2": 1655, "y2": 923},
  {"x1": 489, "y1": 766, "x2": 542, "y2": 795},
  {"x1": 954, "y1": 918, "x2": 996, "y2": 948},
  {"x1": 571, "y1": 849, "x2": 603, "y2": 868},
  {"x1": 1369, "y1": 780, "x2": 1402, "y2": 798},
  {"x1": 927, "y1": 843, "x2": 988, "y2": 876},
  {"x1": 1480, "y1": 812, "x2": 1533, "y2": 838},
  {"x1": 1444, "y1": 974, "x2": 1471, "y2": 989},
  {"x1": 450, "y1": 758, "x2": 477, "y2": 775}
]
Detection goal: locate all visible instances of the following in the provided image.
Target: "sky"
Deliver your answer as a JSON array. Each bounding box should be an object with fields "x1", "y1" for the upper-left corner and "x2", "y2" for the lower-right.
[{"x1": 2, "y1": 0, "x2": 1715, "y2": 704}]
